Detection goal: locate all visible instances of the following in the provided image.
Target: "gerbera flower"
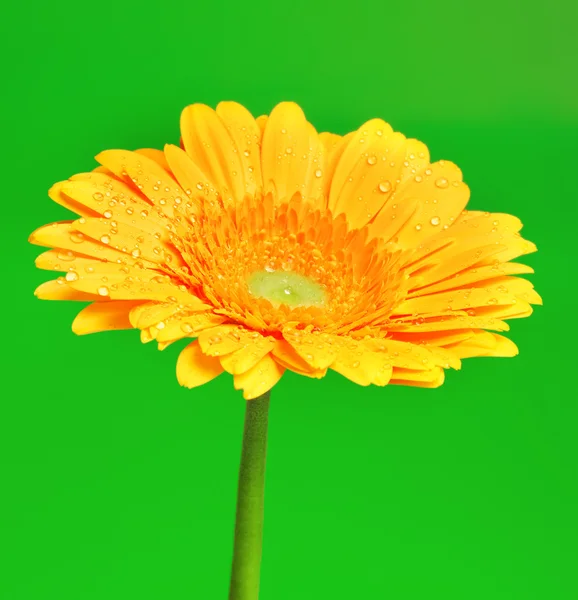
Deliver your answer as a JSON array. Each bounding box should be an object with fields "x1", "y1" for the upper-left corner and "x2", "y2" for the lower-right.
[
  {"x1": 31, "y1": 101, "x2": 541, "y2": 599},
  {"x1": 30, "y1": 101, "x2": 541, "y2": 399}
]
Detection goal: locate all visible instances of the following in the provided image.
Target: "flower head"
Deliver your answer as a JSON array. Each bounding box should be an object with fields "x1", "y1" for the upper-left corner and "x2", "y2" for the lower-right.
[{"x1": 31, "y1": 102, "x2": 541, "y2": 398}]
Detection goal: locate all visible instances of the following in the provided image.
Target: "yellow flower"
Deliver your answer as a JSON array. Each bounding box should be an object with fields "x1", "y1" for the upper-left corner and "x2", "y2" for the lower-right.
[{"x1": 30, "y1": 102, "x2": 541, "y2": 399}]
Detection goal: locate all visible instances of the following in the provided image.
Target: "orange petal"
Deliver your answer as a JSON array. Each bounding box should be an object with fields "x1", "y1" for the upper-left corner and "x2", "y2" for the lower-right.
[
  {"x1": 72, "y1": 301, "x2": 142, "y2": 335},
  {"x1": 177, "y1": 340, "x2": 224, "y2": 388},
  {"x1": 261, "y1": 102, "x2": 325, "y2": 204},
  {"x1": 233, "y1": 354, "x2": 285, "y2": 400}
]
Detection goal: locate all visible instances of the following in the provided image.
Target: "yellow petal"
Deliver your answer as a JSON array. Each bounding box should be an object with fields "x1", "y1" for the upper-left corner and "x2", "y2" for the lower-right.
[
  {"x1": 59, "y1": 177, "x2": 163, "y2": 232},
  {"x1": 319, "y1": 132, "x2": 351, "y2": 201},
  {"x1": 72, "y1": 216, "x2": 182, "y2": 266},
  {"x1": 392, "y1": 160, "x2": 470, "y2": 248},
  {"x1": 96, "y1": 149, "x2": 185, "y2": 218},
  {"x1": 177, "y1": 340, "x2": 224, "y2": 388},
  {"x1": 446, "y1": 332, "x2": 518, "y2": 358},
  {"x1": 390, "y1": 367, "x2": 445, "y2": 387},
  {"x1": 394, "y1": 276, "x2": 539, "y2": 315},
  {"x1": 233, "y1": 354, "x2": 285, "y2": 400},
  {"x1": 282, "y1": 327, "x2": 340, "y2": 369},
  {"x1": 48, "y1": 181, "x2": 100, "y2": 218},
  {"x1": 30, "y1": 223, "x2": 127, "y2": 263},
  {"x1": 220, "y1": 336, "x2": 275, "y2": 375},
  {"x1": 135, "y1": 148, "x2": 170, "y2": 171},
  {"x1": 156, "y1": 313, "x2": 226, "y2": 343},
  {"x1": 163, "y1": 144, "x2": 213, "y2": 210},
  {"x1": 329, "y1": 119, "x2": 409, "y2": 227},
  {"x1": 198, "y1": 325, "x2": 270, "y2": 358},
  {"x1": 256, "y1": 115, "x2": 268, "y2": 136},
  {"x1": 216, "y1": 101, "x2": 263, "y2": 195},
  {"x1": 261, "y1": 102, "x2": 325, "y2": 204},
  {"x1": 272, "y1": 339, "x2": 325, "y2": 375},
  {"x1": 331, "y1": 351, "x2": 393, "y2": 386},
  {"x1": 72, "y1": 301, "x2": 142, "y2": 335},
  {"x1": 180, "y1": 103, "x2": 246, "y2": 202},
  {"x1": 34, "y1": 279, "x2": 100, "y2": 301},
  {"x1": 128, "y1": 302, "x2": 183, "y2": 329},
  {"x1": 62, "y1": 261, "x2": 208, "y2": 305}
]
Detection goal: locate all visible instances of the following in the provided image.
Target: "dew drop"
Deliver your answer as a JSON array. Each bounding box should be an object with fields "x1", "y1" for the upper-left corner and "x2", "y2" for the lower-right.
[
  {"x1": 57, "y1": 251, "x2": 75, "y2": 262},
  {"x1": 65, "y1": 271, "x2": 78, "y2": 282},
  {"x1": 378, "y1": 181, "x2": 392, "y2": 193},
  {"x1": 100, "y1": 235, "x2": 110, "y2": 244},
  {"x1": 415, "y1": 223, "x2": 423, "y2": 231},
  {"x1": 93, "y1": 192, "x2": 104, "y2": 201},
  {"x1": 430, "y1": 216, "x2": 441, "y2": 226},
  {"x1": 315, "y1": 169, "x2": 323, "y2": 178},
  {"x1": 367, "y1": 155, "x2": 377, "y2": 166},
  {"x1": 98, "y1": 286, "x2": 109, "y2": 296},
  {"x1": 435, "y1": 177, "x2": 449, "y2": 189},
  {"x1": 103, "y1": 210, "x2": 112, "y2": 219}
]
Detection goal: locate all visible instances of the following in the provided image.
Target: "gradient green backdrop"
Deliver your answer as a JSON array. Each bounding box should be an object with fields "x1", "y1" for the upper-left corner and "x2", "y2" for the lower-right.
[{"x1": 2, "y1": 1, "x2": 576, "y2": 598}]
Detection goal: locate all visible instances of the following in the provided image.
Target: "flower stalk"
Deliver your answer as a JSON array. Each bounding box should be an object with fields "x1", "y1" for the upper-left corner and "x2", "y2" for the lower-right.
[{"x1": 229, "y1": 391, "x2": 270, "y2": 600}]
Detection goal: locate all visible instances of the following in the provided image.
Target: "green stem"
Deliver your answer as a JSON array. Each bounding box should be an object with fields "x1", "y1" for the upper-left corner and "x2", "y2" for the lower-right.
[{"x1": 229, "y1": 391, "x2": 270, "y2": 600}]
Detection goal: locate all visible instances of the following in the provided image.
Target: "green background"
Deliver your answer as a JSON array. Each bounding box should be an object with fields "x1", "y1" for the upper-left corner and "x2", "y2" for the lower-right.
[{"x1": 2, "y1": 1, "x2": 577, "y2": 598}]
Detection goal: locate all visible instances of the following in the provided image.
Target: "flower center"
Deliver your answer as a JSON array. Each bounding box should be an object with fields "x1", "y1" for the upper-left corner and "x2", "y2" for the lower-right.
[{"x1": 247, "y1": 270, "x2": 326, "y2": 308}]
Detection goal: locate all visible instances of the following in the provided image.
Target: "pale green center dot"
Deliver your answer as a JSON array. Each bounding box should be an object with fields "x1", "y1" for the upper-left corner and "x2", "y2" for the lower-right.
[{"x1": 247, "y1": 270, "x2": 326, "y2": 308}]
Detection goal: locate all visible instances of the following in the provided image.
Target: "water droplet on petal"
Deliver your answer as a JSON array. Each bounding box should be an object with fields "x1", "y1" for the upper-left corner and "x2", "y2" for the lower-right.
[
  {"x1": 435, "y1": 177, "x2": 449, "y2": 189},
  {"x1": 378, "y1": 181, "x2": 392, "y2": 193},
  {"x1": 98, "y1": 286, "x2": 109, "y2": 296},
  {"x1": 430, "y1": 216, "x2": 441, "y2": 226},
  {"x1": 367, "y1": 155, "x2": 377, "y2": 166},
  {"x1": 315, "y1": 169, "x2": 323, "y2": 178},
  {"x1": 100, "y1": 235, "x2": 110, "y2": 244},
  {"x1": 65, "y1": 271, "x2": 78, "y2": 282}
]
